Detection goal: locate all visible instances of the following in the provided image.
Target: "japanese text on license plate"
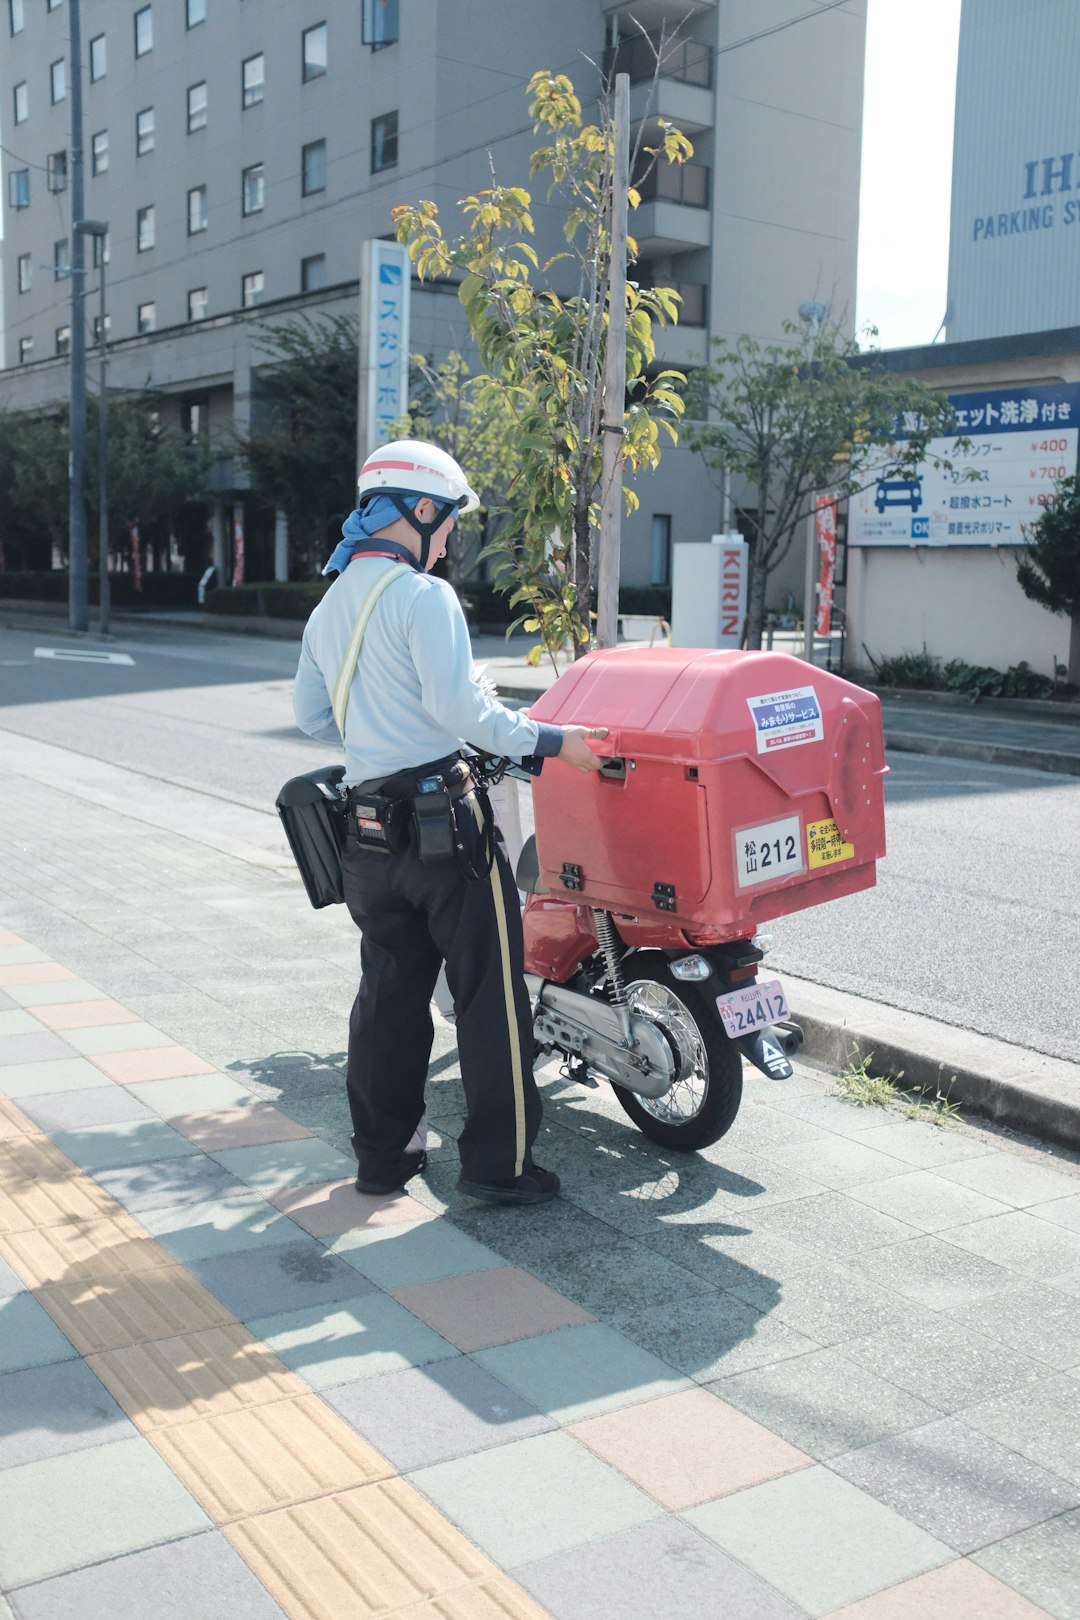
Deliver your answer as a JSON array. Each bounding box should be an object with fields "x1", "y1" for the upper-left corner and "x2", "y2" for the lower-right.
[
  {"x1": 715, "y1": 978, "x2": 789, "y2": 1039},
  {"x1": 734, "y1": 814, "x2": 804, "y2": 889}
]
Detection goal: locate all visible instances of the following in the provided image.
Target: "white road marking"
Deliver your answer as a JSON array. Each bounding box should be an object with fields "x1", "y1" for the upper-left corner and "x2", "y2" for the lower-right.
[{"x1": 34, "y1": 648, "x2": 135, "y2": 666}]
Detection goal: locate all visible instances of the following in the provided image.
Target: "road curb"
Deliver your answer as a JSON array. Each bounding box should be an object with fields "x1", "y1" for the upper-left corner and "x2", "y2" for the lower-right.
[
  {"x1": 883, "y1": 729, "x2": 1080, "y2": 778},
  {"x1": 784, "y1": 974, "x2": 1080, "y2": 1153}
]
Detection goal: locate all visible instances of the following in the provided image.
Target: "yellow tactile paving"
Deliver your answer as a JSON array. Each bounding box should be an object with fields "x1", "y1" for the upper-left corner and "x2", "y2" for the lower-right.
[
  {"x1": 0, "y1": 1094, "x2": 43, "y2": 1138},
  {"x1": 87, "y1": 1324, "x2": 310, "y2": 1431},
  {"x1": 150, "y1": 1394, "x2": 394, "y2": 1522},
  {"x1": 34, "y1": 1267, "x2": 234, "y2": 1352},
  {"x1": 0, "y1": 1049, "x2": 555, "y2": 1620},
  {"x1": 0, "y1": 1214, "x2": 168, "y2": 1283},
  {"x1": 226, "y1": 1477, "x2": 501, "y2": 1620}
]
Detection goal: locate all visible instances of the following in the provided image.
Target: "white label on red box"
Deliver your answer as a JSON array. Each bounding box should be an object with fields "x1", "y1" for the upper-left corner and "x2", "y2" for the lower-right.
[
  {"x1": 734, "y1": 814, "x2": 804, "y2": 888},
  {"x1": 746, "y1": 686, "x2": 823, "y2": 753}
]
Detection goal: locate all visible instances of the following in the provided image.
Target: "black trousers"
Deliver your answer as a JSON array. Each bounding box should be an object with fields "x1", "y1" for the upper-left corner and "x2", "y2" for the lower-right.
[{"x1": 340, "y1": 798, "x2": 542, "y2": 1184}]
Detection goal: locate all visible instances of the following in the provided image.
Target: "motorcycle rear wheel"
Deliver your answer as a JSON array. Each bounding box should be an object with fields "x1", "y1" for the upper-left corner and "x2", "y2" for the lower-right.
[{"x1": 612, "y1": 961, "x2": 743, "y2": 1151}]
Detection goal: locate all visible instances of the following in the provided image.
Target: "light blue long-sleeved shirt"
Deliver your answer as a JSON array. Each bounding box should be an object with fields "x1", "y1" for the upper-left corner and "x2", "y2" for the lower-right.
[{"x1": 292, "y1": 556, "x2": 562, "y2": 784}]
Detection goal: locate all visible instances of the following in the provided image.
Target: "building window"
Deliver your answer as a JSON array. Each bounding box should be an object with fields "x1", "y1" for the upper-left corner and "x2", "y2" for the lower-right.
[
  {"x1": 13, "y1": 81, "x2": 27, "y2": 124},
  {"x1": 181, "y1": 400, "x2": 209, "y2": 436},
  {"x1": 91, "y1": 229, "x2": 109, "y2": 267},
  {"x1": 9, "y1": 0, "x2": 24, "y2": 35},
  {"x1": 650, "y1": 514, "x2": 672, "y2": 586},
  {"x1": 53, "y1": 237, "x2": 69, "y2": 280},
  {"x1": 242, "y1": 270, "x2": 265, "y2": 308},
  {"x1": 90, "y1": 33, "x2": 106, "y2": 81},
  {"x1": 186, "y1": 0, "x2": 206, "y2": 28},
  {"x1": 137, "y1": 204, "x2": 155, "y2": 251},
  {"x1": 370, "y1": 110, "x2": 397, "y2": 173},
  {"x1": 56, "y1": 326, "x2": 70, "y2": 356},
  {"x1": 302, "y1": 23, "x2": 327, "y2": 81},
  {"x1": 301, "y1": 253, "x2": 326, "y2": 293},
  {"x1": 242, "y1": 52, "x2": 264, "y2": 108},
  {"x1": 48, "y1": 149, "x2": 69, "y2": 191},
  {"x1": 136, "y1": 107, "x2": 154, "y2": 155},
  {"x1": 187, "y1": 184, "x2": 208, "y2": 234},
  {"x1": 134, "y1": 6, "x2": 152, "y2": 56},
  {"x1": 91, "y1": 131, "x2": 108, "y2": 176},
  {"x1": 137, "y1": 301, "x2": 156, "y2": 333},
  {"x1": 47, "y1": 0, "x2": 62, "y2": 9},
  {"x1": 241, "y1": 163, "x2": 264, "y2": 216},
  {"x1": 187, "y1": 82, "x2": 207, "y2": 132},
  {"x1": 92, "y1": 313, "x2": 111, "y2": 345},
  {"x1": 19, "y1": 338, "x2": 33, "y2": 365},
  {"x1": 187, "y1": 287, "x2": 207, "y2": 322},
  {"x1": 50, "y1": 58, "x2": 66, "y2": 103},
  {"x1": 17, "y1": 253, "x2": 32, "y2": 292},
  {"x1": 363, "y1": 0, "x2": 399, "y2": 48},
  {"x1": 8, "y1": 169, "x2": 30, "y2": 208},
  {"x1": 301, "y1": 139, "x2": 326, "y2": 197}
]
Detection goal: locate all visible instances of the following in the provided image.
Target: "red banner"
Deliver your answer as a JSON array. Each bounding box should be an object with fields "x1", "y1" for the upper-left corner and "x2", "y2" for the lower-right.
[
  {"x1": 232, "y1": 509, "x2": 245, "y2": 587},
  {"x1": 815, "y1": 496, "x2": 837, "y2": 635},
  {"x1": 129, "y1": 522, "x2": 143, "y2": 593}
]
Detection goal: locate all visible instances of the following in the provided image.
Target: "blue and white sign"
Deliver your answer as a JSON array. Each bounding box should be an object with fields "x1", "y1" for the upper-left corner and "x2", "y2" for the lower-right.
[
  {"x1": 746, "y1": 686, "x2": 823, "y2": 753},
  {"x1": 361, "y1": 239, "x2": 411, "y2": 455},
  {"x1": 849, "y1": 383, "x2": 1080, "y2": 548}
]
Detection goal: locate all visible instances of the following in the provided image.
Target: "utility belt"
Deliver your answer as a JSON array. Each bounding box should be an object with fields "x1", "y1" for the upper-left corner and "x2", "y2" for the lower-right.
[{"x1": 347, "y1": 752, "x2": 494, "y2": 877}]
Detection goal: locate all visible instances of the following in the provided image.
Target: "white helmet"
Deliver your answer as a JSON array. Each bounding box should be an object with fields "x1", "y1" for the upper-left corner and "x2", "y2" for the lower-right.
[{"x1": 357, "y1": 439, "x2": 480, "y2": 514}]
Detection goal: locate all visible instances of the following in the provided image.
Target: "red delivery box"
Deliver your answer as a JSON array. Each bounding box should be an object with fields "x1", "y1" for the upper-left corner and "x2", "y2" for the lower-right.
[{"x1": 528, "y1": 646, "x2": 887, "y2": 946}]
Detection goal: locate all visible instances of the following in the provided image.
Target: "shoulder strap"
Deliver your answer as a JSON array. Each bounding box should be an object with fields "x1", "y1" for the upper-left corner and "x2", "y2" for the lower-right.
[{"x1": 331, "y1": 563, "x2": 411, "y2": 735}]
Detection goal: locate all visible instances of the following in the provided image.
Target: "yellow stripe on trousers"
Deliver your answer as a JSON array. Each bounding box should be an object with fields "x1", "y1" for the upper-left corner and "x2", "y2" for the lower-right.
[{"x1": 471, "y1": 798, "x2": 527, "y2": 1177}]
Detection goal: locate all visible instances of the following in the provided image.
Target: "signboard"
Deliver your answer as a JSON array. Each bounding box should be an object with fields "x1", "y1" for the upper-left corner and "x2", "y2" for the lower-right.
[
  {"x1": 815, "y1": 497, "x2": 837, "y2": 633},
  {"x1": 716, "y1": 532, "x2": 747, "y2": 647},
  {"x1": 232, "y1": 506, "x2": 245, "y2": 587},
  {"x1": 360, "y1": 239, "x2": 411, "y2": 458},
  {"x1": 848, "y1": 383, "x2": 1080, "y2": 548}
]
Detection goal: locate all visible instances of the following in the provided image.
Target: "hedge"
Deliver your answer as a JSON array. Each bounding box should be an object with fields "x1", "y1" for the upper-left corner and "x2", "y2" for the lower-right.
[
  {"x1": 0, "y1": 570, "x2": 202, "y2": 607},
  {"x1": 204, "y1": 580, "x2": 332, "y2": 619},
  {"x1": 460, "y1": 581, "x2": 672, "y2": 628}
]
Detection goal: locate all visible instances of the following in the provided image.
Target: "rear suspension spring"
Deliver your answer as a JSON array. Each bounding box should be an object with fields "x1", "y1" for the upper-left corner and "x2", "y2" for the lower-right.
[{"x1": 592, "y1": 909, "x2": 627, "y2": 1005}]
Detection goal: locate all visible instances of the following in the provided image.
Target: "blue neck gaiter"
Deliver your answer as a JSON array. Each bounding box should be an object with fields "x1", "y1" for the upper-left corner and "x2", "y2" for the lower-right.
[{"x1": 322, "y1": 495, "x2": 422, "y2": 576}]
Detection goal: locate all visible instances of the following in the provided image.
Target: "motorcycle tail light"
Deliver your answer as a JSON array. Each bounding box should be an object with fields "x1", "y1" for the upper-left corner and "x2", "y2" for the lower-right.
[
  {"x1": 729, "y1": 963, "x2": 759, "y2": 983},
  {"x1": 670, "y1": 954, "x2": 712, "y2": 982},
  {"x1": 753, "y1": 933, "x2": 774, "y2": 956}
]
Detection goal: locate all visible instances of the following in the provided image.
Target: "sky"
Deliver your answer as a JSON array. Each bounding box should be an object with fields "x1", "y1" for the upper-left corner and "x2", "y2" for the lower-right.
[{"x1": 855, "y1": 0, "x2": 963, "y2": 351}]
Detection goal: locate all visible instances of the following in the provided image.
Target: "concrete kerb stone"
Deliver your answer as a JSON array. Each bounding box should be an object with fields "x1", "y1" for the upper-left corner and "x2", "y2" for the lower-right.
[
  {"x1": 785, "y1": 974, "x2": 1080, "y2": 1155},
  {"x1": 883, "y1": 730, "x2": 1080, "y2": 778}
]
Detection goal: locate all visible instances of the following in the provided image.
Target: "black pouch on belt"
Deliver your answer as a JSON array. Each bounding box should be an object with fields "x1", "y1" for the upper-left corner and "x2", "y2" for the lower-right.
[
  {"x1": 412, "y1": 781, "x2": 456, "y2": 862},
  {"x1": 350, "y1": 790, "x2": 410, "y2": 855}
]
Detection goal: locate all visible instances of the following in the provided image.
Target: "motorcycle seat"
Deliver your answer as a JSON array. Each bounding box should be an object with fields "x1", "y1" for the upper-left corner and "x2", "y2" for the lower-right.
[{"x1": 515, "y1": 834, "x2": 549, "y2": 895}]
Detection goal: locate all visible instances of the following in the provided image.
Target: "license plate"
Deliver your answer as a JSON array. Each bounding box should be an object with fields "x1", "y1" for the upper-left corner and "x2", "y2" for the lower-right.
[
  {"x1": 715, "y1": 978, "x2": 789, "y2": 1039},
  {"x1": 733, "y1": 815, "x2": 803, "y2": 889}
]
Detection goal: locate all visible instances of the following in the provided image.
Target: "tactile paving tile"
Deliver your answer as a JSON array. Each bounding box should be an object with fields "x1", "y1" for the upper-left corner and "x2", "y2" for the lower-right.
[
  {"x1": 226, "y1": 1476, "x2": 501, "y2": 1620},
  {"x1": 391, "y1": 1579, "x2": 552, "y2": 1620},
  {"x1": 0, "y1": 1142, "x2": 117, "y2": 1233},
  {"x1": 34, "y1": 1266, "x2": 234, "y2": 1352},
  {"x1": 0, "y1": 1214, "x2": 169, "y2": 1284},
  {"x1": 0, "y1": 1094, "x2": 42, "y2": 1139},
  {"x1": 150, "y1": 1394, "x2": 393, "y2": 1522},
  {"x1": 87, "y1": 1323, "x2": 309, "y2": 1431}
]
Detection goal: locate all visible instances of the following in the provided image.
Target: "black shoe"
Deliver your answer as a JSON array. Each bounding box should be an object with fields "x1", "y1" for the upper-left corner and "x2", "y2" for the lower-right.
[
  {"x1": 456, "y1": 1165, "x2": 560, "y2": 1206},
  {"x1": 355, "y1": 1150, "x2": 427, "y2": 1196}
]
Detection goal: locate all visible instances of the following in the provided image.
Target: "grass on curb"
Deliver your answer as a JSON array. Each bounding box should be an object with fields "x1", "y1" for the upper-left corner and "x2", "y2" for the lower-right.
[{"x1": 835, "y1": 1047, "x2": 962, "y2": 1128}]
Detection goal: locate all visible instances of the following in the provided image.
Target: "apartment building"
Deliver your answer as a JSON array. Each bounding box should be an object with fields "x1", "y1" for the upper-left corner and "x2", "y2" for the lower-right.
[{"x1": 0, "y1": 0, "x2": 866, "y2": 591}]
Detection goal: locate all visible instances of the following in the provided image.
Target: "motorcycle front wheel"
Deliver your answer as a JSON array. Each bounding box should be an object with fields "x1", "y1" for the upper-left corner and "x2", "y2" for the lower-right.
[{"x1": 612, "y1": 960, "x2": 743, "y2": 1151}]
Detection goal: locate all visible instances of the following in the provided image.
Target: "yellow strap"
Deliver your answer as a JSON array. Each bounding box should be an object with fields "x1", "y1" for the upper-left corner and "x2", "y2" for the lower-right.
[{"x1": 331, "y1": 564, "x2": 411, "y2": 735}]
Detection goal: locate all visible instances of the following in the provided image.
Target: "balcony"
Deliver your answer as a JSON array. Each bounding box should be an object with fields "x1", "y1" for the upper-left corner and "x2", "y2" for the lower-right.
[
  {"x1": 636, "y1": 160, "x2": 709, "y2": 208},
  {"x1": 604, "y1": 32, "x2": 711, "y2": 88},
  {"x1": 637, "y1": 278, "x2": 707, "y2": 327},
  {"x1": 627, "y1": 72, "x2": 713, "y2": 137}
]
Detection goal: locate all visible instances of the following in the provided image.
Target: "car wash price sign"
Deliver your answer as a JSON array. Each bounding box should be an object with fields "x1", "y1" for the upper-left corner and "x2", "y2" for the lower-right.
[{"x1": 848, "y1": 382, "x2": 1080, "y2": 547}]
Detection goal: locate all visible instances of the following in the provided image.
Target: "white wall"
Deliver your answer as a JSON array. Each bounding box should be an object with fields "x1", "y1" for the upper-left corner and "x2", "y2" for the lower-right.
[{"x1": 853, "y1": 545, "x2": 1067, "y2": 676}]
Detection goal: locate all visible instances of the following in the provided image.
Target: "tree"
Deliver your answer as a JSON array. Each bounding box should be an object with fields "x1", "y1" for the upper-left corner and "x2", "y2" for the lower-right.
[
  {"x1": 685, "y1": 318, "x2": 965, "y2": 648},
  {"x1": 236, "y1": 314, "x2": 360, "y2": 576},
  {"x1": 1016, "y1": 474, "x2": 1080, "y2": 684},
  {"x1": 394, "y1": 69, "x2": 689, "y2": 668},
  {"x1": 0, "y1": 410, "x2": 69, "y2": 569},
  {"x1": 397, "y1": 351, "x2": 522, "y2": 586}
]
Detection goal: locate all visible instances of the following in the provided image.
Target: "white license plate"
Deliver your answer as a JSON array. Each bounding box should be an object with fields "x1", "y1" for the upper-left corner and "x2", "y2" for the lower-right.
[
  {"x1": 734, "y1": 815, "x2": 803, "y2": 888},
  {"x1": 715, "y1": 978, "x2": 790, "y2": 1039}
]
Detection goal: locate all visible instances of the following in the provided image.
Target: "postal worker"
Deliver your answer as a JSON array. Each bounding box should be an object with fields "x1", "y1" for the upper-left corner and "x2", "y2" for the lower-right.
[{"x1": 293, "y1": 439, "x2": 607, "y2": 1206}]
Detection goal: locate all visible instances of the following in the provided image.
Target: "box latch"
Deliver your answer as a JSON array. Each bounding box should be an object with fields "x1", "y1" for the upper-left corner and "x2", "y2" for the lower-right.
[
  {"x1": 560, "y1": 862, "x2": 584, "y2": 891},
  {"x1": 652, "y1": 882, "x2": 677, "y2": 912}
]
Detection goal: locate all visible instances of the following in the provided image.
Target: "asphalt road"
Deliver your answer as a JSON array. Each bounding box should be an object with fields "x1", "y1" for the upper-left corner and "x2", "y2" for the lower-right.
[{"x1": 1, "y1": 618, "x2": 1076, "y2": 1063}]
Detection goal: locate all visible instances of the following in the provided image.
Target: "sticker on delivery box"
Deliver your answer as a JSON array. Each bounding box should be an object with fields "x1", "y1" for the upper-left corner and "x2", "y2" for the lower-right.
[
  {"x1": 746, "y1": 686, "x2": 823, "y2": 753},
  {"x1": 807, "y1": 818, "x2": 855, "y2": 868}
]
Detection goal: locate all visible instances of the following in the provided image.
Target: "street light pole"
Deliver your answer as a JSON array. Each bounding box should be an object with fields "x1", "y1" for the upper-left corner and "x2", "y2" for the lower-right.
[
  {"x1": 67, "y1": 0, "x2": 88, "y2": 632},
  {"x1": 76, "y1": 220, "x2": 110, "y2": 636}
]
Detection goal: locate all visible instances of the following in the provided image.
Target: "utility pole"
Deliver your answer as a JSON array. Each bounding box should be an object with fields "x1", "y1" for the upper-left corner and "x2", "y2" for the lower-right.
[
  {"x1": 67, "y1": 0, "x2": 88, "y2": 632},
  {"x1": 77, "y1": 220, "x2": 110, "y2": 635},
  {"x1": 596, "y1": 72, "x2": 629, "y2": 650}
]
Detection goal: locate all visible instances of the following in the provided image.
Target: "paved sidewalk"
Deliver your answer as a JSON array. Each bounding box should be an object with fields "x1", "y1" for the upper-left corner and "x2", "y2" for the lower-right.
[{"x1": 2, "y1": 776, "x2": 1080, "y2": 1617}]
